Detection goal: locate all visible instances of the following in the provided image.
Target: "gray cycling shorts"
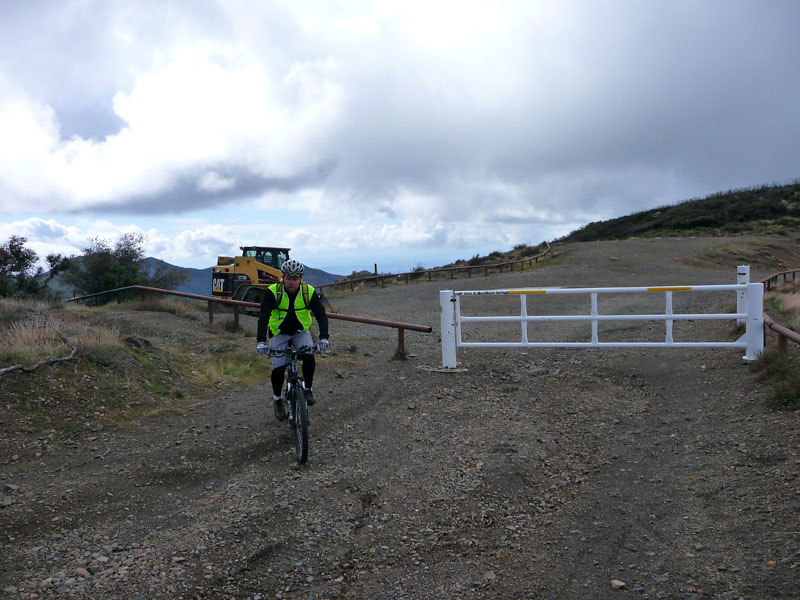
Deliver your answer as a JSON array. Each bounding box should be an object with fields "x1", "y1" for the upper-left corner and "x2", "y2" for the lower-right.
[{"x1": 268, "y1": 330, "x2": 314, "y2": 368}]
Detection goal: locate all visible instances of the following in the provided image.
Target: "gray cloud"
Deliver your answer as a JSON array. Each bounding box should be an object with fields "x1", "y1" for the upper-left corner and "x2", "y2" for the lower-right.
[
  {"x1": 26, "y1": 218, "x2": 69, "y2": 240},
  {"x1": 82, "y1": 163, "x2": 336, "y2": 215},
  {"x1": 317, "y1": 1, "x2": 800, "y2": 220}
]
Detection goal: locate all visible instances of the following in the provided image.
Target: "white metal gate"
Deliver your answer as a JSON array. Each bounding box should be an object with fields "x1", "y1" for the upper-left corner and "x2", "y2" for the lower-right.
[{"x1": 439, "y1": 269, "x2": 764, "y2": 368}]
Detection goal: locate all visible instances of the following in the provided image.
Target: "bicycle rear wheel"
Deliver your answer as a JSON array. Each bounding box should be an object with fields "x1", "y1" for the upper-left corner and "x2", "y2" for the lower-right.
[{"x1": 292, "y1": 387, "x2": 309, "y2": 464}]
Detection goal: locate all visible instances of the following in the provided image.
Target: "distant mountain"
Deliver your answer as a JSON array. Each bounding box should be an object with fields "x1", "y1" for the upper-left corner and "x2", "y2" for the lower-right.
[
  {"x1": 140, "y1": 257, "x2": 344, "y2": 296},
  {"x1": 49, "y1": 257, "x2": 343, "y2": 299},
  {"x1": 139, "y1": 257, "x2": 212, "y2": 296}
]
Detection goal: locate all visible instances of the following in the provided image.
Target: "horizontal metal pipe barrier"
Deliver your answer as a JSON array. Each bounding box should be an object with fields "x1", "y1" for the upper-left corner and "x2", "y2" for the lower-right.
[{"x1": 67, "y1": 285, "x2": 431, "y2": 350}]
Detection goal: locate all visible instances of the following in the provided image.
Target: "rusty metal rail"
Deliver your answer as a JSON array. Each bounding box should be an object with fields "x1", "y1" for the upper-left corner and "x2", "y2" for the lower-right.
[
  {"x1": 762, "y1": 268, "x2": 798, "y2": 291},
  {"x1": 66, "y1": 285, "x2": 431, "y2": 350},
  {"x1": 319, "y1": 241, "x2": 551, "y2": 292},
  {"x1": 759, "y1": 268, "x2": 800, "y2": 357}
]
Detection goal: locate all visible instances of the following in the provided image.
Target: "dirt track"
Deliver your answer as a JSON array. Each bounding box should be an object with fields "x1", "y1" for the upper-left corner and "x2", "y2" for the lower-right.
[{"x1": 1, "y1": 236, "x2": 799, "y2": 599}]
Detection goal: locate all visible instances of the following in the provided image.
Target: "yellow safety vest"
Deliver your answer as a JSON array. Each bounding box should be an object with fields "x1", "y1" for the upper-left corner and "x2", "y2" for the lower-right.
[{"x1": 268, "y1": 282, "x2": 313, "y2": 335}]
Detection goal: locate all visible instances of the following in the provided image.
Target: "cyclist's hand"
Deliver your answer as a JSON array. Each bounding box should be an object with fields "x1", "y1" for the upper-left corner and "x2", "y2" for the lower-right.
[
  {"x1": 257, "y1": 342, "x2": 269, "y2": 355},
  {"x1": 315, "y1": 339, "x2": 329, "y2": 353}
]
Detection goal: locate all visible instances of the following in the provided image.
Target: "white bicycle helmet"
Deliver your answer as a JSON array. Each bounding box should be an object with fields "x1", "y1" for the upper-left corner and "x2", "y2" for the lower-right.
[{"x1": 281, "y1": 259, "x2": 305, "y2": 277}]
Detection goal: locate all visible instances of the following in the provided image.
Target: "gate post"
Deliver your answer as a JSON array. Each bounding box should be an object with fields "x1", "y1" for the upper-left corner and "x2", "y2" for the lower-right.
[
  {"x1": 736, "y1": 265, "x2": 749, "y2": 325},
  {"x1": 743, "y1": 282, "x2": 764, "y2": 360},
  {"x1": 440, "y1": 290, "x2": 457, "y2": 368}
]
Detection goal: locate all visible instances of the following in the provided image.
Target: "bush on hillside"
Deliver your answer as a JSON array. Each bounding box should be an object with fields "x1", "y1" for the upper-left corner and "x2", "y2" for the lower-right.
[
  {"x1": 0, "y1": 236, "x2": 67, "y2": 298},
  {"x1": 61, "y1": 233, "x2": 187, "y2": 299}
]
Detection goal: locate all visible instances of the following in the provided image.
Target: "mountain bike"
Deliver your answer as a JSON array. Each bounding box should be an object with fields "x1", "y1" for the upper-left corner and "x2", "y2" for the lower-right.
[{"x1": 268, "y1": 345, "x2": 319, "y2": 464}]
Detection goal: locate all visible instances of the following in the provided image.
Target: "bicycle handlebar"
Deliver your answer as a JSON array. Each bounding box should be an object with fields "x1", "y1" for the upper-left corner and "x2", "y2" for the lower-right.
[{"x1": 266, "y1": 345, "x2": 319, "y2": 358}]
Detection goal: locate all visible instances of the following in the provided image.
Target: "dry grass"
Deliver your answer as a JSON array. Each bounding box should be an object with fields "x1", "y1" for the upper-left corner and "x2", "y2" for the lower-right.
[
  {"x1": 758, "y1": 281, "x2": 800, "y2": 409},
  {"x1": 783, "y1": 292, "x2": 800, "y2": 311},
  {"x1": 193, "y1": 350, "x2": 263, "y2": 385},
  {"x1": 71, "y1": 324, "x2": 121, "y2": 353},
  {"x1": 134, "y1": 297, "x2": 203, "y2": 319},
  {"x1": 0, "y1": 297, "x2": 52, "y2": 323},
  {"x1": 778, "y1": 291, "x2": 800, "y2": 331},
  {"x1": 0, "y1": 315, "x2": 64, "y2": 356},
  {"x1": 0, "y1": 299, "x2": 121, "y2": 365},
  {"x1": 766, "y1": 281, "x2": 800, "y2": 332}
]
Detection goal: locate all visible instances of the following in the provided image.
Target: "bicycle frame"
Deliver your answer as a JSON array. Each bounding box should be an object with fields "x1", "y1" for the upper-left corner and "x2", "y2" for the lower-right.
[
  {"x1": 269, "y1": 345, "x2": 316, "y2": 464},
  {"x1": 284, "y1": 353, "x2": 305, "y2": 424}
]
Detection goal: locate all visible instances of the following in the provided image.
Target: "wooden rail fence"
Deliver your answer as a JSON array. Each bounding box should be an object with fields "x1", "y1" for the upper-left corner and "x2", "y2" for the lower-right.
[{"x1": 319, "y1": 242, "x2": 551, "y2": 292}]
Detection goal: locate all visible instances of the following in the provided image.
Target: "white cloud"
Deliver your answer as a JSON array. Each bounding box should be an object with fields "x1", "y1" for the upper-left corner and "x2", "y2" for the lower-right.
[
  {"x1": 144, "y1": 225, "x2": 241, "y2": 267},
  {"x1": 0, "y1": 78, "x2": 61, "y2": 203},
  {"x1": 0, "y1": 43, "x2": 344, "y2": 212}
]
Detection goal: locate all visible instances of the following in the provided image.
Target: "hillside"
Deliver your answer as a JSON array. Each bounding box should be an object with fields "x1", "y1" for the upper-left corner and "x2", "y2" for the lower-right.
[
  {"x1": 139, "y1": 258, "x2": 344, "y2": 296},
  {"x1": 430, "y1": 182, "x2": 799, "y2": 273},
  {"x1": 560, "y1": 181, "x2": 800, "y2": 243}
]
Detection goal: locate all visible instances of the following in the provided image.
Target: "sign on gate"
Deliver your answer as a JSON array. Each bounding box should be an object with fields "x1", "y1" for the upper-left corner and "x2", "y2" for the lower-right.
[{"x1": 439, "y1": 268, "x2": 764, "y2": 368}]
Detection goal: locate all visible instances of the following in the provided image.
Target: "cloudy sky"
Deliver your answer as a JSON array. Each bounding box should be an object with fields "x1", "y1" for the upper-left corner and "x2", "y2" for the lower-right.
[{"x1": 1, "y1": 1, "x2": 798, "y2": 274}]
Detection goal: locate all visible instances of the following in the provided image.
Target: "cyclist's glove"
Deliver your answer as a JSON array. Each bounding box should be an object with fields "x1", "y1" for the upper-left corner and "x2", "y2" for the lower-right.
[
  {"x1": 315, "y1": 339, "x2": 329, "y2": 352},
  {"x1": 257, "y1": 342, "x2": 269, "y2": 355}
]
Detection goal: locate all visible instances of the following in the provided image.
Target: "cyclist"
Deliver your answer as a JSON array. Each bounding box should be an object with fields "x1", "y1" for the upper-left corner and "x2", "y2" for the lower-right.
[{"x1": 256, "y1": 259, "x2": 329, "y2": 421}]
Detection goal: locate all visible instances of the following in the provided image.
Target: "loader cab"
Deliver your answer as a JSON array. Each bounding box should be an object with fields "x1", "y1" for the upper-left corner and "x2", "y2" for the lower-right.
[
  {"x1": 240, "y1": 246, "x2": 291, "y2": 270},
  {"x1": 211, "y1": 245, "x2": 291, "y2": 302}
]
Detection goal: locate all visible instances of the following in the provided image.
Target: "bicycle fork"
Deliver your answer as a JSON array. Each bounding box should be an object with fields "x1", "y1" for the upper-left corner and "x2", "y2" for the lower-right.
[
  {"x1": 285, "y1": 364, "x2": 301, "y2": 424},
  {"x1": 286, "y1": 385, "x2": 296, "y2": 424}
]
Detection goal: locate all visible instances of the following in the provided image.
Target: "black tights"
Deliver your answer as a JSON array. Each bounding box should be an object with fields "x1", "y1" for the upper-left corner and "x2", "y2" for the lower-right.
[{"x1": 271, "y1": 355, "x2": 315, "y2": 397}]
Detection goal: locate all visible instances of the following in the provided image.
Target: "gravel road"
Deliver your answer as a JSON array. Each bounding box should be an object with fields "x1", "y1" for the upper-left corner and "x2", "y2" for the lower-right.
[{"x1": 1, "y1": 236, "x2": 799, "y2": 599}]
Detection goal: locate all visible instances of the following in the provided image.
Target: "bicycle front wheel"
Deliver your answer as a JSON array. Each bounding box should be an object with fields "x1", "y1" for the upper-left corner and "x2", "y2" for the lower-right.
[{"x1": 292, "y1": 387, "x2": 309, "y2": 464}]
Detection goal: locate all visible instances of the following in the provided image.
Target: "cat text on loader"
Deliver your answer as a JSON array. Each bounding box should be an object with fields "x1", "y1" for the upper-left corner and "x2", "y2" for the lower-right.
[{"x1": 211, "y1": 246, "x2": 290, "y2": 314}]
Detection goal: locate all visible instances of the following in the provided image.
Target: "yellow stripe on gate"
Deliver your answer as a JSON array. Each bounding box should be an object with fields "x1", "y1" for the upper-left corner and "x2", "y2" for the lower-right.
[
  {"x1": 647, "y1": 286, "x2": 692, "y2": 292},
  {"x1": 508, "y1": 290, "x2": 547, "y2": 295}
]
